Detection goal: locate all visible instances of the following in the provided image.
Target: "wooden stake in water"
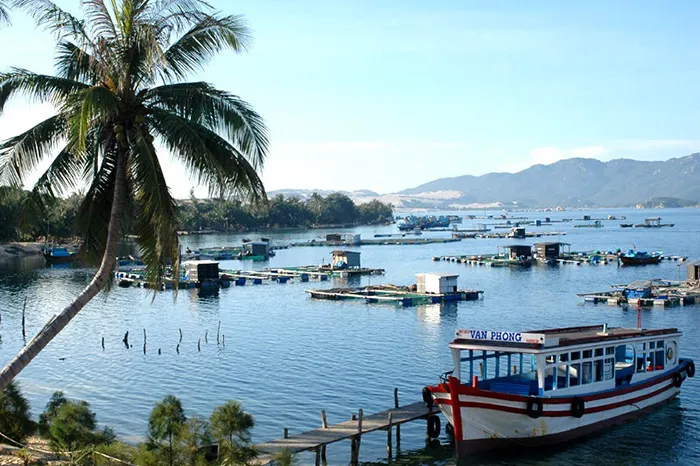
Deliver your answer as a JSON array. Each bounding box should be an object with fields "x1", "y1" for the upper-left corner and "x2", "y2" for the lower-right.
[
  {"x1": 101, "y1": 337, "x2": 105, "y2": 350},
  {"x1": 123, "y1": 331, "x2": 129, "y2": 348},
  {"x1": 179, "y1": 328, "x2": 183, "y2": 343},
  {"x1": 217, "y1": 321, "x2": 221, "y2": 344},
  {"x1": 21, "y1": 297, "x2": 27, "y2": 339},
  {"x1": 198, "y1": 338, "x2": 201, "y2": 352}
]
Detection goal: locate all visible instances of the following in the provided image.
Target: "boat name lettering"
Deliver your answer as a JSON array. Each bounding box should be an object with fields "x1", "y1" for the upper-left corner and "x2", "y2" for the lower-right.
[{"x1": 456, "y1": 329, "x2": 545, "y2": 344}]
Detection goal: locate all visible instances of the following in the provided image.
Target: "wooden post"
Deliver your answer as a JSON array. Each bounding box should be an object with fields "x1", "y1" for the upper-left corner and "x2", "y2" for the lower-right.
[
  {"x1": 387, "y1": 412, "x2": 393, "y2": 458},
  {"x1": 315, "y1": 448, "x2": 321, "y2": 466},
  {"x1": 197, "y1": 338, "x2": 201, "y2": 352},
  {"x1": 101, "y1": 337, "x2": 105, "y2": 350},
  {"x1": 205, "y1": 330, "x2": 208, "y2": 343},
  {"x1": 222, "y1": 334, "x2": 225, "y2": 346},
  {"x1": 21, "y1": 297, "x2": 26, "y2": 339},
  {"x1": 143, "y1": 328, "x2": 146, "y2": 343},
  {"x1": 394, "y1": 388, "x2": 401, "y2": 449},
  {"x1": 176, "y1": 344, "x2": 180, "y2": 354},
  {"x1": 217, "y1": 321, "x2": 221, "y2": 344},
  {"x1": 283, "y1": 427, "x2": 288, "y2": 439},
  {"x1": 123, "y1": 331, "x2": 129, "y2": 348},
  {"x1": 321, "y1": 410, "x2": 327, "y2": 460},
  {"x1": 350, "y1": 408, "x2": 363, "y2": 464},
  {"x1": 178, "y1": 328, "x2": 183, "y2": 342}
]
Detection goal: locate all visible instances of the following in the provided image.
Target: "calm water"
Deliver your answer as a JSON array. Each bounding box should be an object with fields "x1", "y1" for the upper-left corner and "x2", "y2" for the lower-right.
[{"x1": 1, "y1": 208, "x2": 700, "y2": 465}]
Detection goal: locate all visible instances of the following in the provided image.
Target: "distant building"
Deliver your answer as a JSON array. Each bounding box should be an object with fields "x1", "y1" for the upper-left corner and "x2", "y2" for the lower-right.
[
  {"x1": 687, "y1": 261, "x2": 700, "y2": 281},
  {"x1": 501, "y1": 245, "x2": 533, "y2": 260}
]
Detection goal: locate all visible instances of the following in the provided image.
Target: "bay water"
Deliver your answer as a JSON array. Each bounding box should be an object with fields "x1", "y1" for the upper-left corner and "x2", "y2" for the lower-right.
[{"x1": 1, "y1": 208, "x2": 699, "y2": 465}]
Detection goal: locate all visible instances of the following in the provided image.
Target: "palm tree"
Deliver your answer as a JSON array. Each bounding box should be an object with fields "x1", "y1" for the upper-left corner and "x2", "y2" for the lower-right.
[{"x1": 0, "y1": 0, "x2": 267, "y2": 390}]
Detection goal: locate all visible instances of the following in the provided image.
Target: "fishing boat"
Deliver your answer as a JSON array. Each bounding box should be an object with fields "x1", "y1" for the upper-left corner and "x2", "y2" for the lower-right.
[
  {"x1": 620, "y1": 223, "x2": 633, "y2": 228},
  {"x1": 424, "y1": 324, "x2": 694, "y2": 458},
  {"x1": 42, "y1": 246, "x2": 79, "y2": 264},
  {"x1": 619, "y1": 250, "x2": 662, "y2": 266}
]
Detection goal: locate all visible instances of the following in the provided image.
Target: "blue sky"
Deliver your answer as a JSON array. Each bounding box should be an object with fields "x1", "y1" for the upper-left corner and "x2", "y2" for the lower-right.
[{"x1": 0, "y1": 0, "x2": 698, "y2": 197}]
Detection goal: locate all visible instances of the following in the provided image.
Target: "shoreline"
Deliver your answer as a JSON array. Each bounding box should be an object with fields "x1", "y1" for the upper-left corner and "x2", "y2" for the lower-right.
[{"x1": 0, "y1": 242, "x2": 44, "y2": 262}]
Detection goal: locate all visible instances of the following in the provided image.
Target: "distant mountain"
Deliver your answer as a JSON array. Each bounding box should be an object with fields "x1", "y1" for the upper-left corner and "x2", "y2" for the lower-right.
[
  {"x1": 267, "y1": 189, "x2": 380, "y2": 200},
  {"x1": 400, "y1": 153, "x2": 700, "y2": 208}
]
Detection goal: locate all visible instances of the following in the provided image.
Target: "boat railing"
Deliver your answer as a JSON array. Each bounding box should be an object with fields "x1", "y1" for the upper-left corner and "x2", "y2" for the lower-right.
[{"x1": 439, "y1": 370, "x2": 453, "y2": 383}]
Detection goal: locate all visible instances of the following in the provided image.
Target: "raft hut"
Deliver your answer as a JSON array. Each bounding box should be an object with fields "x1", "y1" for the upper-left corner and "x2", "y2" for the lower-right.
[
  {"x1": 578, "y1": 278, "x2": 700, "y2": 307},
  {"x1": 332, "y1": 250, "x2": 361, "y2": 269},
  {"x1": 687, "y1": 261, "x2": 700, "y2": 281},
  {"x1": 306, "y1": 273, "x2": 483, "y2": 306},
  {"x1": 534, "y1": 242, "x2": 571, "y2": 261}
]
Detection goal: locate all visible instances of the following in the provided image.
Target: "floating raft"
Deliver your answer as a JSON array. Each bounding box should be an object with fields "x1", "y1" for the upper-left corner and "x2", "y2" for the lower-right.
[
  {"x1": 578, "y1": 280, "x2": 700, "y2": 308},
  {"x1": 474, "y1": 231, "x2": 566, "y2": 239},
  {"x1": 267, "y1": 266, "x2": 385, "y2": 279},
  {"x1": 289, "y1": 237, "x2": 461, "y2": 247},
  {"x1": 305, "y1": 284, "x2": 483, "y2": 306}
]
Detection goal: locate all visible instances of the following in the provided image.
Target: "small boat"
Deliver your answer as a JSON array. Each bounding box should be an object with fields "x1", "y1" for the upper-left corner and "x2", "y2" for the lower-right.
[
  {"x1": 42, "y1": 246, "x2": 79, "y2": 264},
  {"x1": 619, "y1": 250, "x2": 662, "y2": 265},
  {"x1": 620, "y1": 223, "x2": 633, "y2": 228},
  {"x1": 634, "y1": 217, "x2": 675, "y2": 228},
  {"x1": 424, "y1": 324, "x2": 694, "y2": 458}
]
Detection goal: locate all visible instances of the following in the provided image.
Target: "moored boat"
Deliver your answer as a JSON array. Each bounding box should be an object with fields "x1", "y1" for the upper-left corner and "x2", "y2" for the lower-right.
[
  {"x1": 425, "y1": 325, "x2": 694, "y2": 458},
  {"x1": 619, "y1": 250, "x2": 662, "y2": 265},
  {"x1": 42, "y1": 246, "x2": 79, "y2": 264}
]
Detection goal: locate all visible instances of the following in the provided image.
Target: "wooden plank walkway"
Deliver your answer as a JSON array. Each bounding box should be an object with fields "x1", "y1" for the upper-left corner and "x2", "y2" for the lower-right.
[{"x1": 252, "y1": 401, "x2": 438, "y2": 465}]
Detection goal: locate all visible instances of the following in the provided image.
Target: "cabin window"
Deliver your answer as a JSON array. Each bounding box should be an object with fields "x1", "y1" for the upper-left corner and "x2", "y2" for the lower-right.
[
  {"x1": 605, "y1": 347, "x2": 614, "y2": 356},
  {"x1": 559, "y1": 353, "x2": 569, "y2": 363},
  {"x1": 593, "y1": 360, "x2": 603, "y2": 382},
  {"x1": 571, "y1": 351, "x2": 581, "y2": 360},
  {"x1": 583, "y1": 350, "x2": 592, "y2": 359},
  {"x1": 582, "y1": 361, "x2": 593, "y2": 384},
  {"x1": 604, "y1": 358, "x2": 615, "y2": 380},
  {"x1": 635, "y1": 341, "x2": 665, "y2": 373},
  {"x1": 569, "y1": 363, "x2": 581, "y2": 386},
  {"x1": 594, "y1": 348, "x2": 603, "y2": 357}
]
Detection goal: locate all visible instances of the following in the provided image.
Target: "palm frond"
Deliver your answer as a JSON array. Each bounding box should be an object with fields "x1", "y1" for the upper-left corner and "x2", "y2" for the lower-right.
[
  {"x1": 0, "y1": 1, "x2": 11, "y2": 25},
  {"x1": 0, "y1": 114, "x2": 66, "y2": 186},
  {"x1": 82, "y1": 0, "x2": 116, "y2": 42},
  {"x1": 55, "y1": 40, "x2": 103, "y2": 83},
  {"x1": 20, "y1": 145, "x2": 83, "y2": 232},
  {"x1": 13, "y1": 0, "x2": 91, "y2": 41},
  {"x1": 148, "y1": 107, "x2": 266, "y2": 201},
  {"x1": 126, "y1": 124, "x2": 180, "y2": 289},
  {"x1": 145, "y1": 82, "x2": 268, "y2": 168},
  {"x1": 63, "y1": 85, "x2": 120, "y2": 151},
  {"x1": 0, "y1": 68, "x2": 87, "y2": 114},
  {"x1": 161, "y1": 13, "x2": 250, "y2": 81},
  {"x1": 76, "y1": 149, "x2": 117, "y2": 265}
]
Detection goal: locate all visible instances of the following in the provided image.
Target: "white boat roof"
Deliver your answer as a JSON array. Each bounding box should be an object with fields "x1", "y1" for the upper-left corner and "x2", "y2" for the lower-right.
[{"x1": 451, "y1": 325, "x2": 680, "y2": 352}]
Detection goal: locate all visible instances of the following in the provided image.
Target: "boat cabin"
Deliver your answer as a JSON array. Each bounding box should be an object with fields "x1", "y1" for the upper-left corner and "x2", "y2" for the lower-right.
[
  {"x1": 508, "y1": 227, "x2": 526, "y2": 239},
  {"x1": 534, "y1": 242, "x2": 571, "y2": 259},
  {"x1": 500, "y1": 245, "x2": 532, "y2": 260},
  {"x1": 416, "y1": 273, "x2": 459, "y2": 294},
  {"x1": 446, "y1": 325, "x2": 681, "y2": 397},
  {"x1": 331, "y1": 250, "x2": 361, "y2": 269},
  {"x1": 644, "y1": 217, "x2": 662, "y2": 227}
]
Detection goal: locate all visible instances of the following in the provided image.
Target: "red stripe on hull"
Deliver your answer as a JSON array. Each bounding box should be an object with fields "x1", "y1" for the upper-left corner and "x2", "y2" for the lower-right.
[
  {"x1": 437, "y1": 379, "x2": 676, "y2": 416},
  {"x1": 454, "y1": 394, "x2": 678, "y2": 457}
]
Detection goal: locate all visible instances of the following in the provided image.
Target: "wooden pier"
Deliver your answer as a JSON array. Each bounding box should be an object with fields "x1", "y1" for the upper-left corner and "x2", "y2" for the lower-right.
[{"x1": 253, "y1": 389, "x2": 438, "y2": 465}]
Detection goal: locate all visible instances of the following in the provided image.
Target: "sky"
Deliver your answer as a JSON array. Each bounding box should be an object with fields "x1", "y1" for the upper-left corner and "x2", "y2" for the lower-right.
[{"x1": 0, "y1": 0, "x2": 699, "y2": 198}]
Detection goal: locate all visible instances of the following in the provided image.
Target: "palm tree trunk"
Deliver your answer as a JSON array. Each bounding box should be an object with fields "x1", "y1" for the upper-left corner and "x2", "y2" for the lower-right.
[{"x1": 0, "y1": 151, "x2": 127, "y2": 391}]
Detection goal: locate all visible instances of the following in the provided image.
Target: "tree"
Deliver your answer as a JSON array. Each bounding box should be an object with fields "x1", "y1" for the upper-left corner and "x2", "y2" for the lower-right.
[
  {"x1": 0, "y1": 0, "x2": 268, "y2": 390},
  {"x1": 177, "y1": 416, "x2": 212, "y2": 466},
  {"x1": 209, "y1": 400, "x2": 255, "y2": 465},
  {"x1": 358, "y1": 199, "x2": 393, "y2": 224},
  {"x1": 38, "y1": 391, "x2": 68, "y2": 436},
  {"x1": 46, "y1": 398, "x2": 113, "y2": 462},
  {"x1": 0, "y1": 381, "x2": 34, "y2": 443},
  {"x1": 148, "y1": 395, "x2": 186, "y2": 466}
]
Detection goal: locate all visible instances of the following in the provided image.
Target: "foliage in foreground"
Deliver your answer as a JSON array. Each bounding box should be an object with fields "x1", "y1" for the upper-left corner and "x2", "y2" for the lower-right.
[{"x1": 0, "y1": 381, "x2": 35, "y2": 443}]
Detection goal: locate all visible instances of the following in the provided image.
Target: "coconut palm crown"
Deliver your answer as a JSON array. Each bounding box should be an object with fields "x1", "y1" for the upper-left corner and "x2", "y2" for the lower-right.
[{"x1": 0, "y1": 0, "x2": 268, "y2": 389}]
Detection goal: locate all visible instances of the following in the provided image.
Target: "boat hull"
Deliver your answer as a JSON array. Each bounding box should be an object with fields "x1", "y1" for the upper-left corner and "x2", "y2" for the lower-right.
[
  {"x1": 619, "y1": 255, "x2": 662, "y2": 265},
  {"x1": 43, "y1": 252, "x2": 78, "y2": 264},
  {"x1": 430, "y1": 367, "x2": 688, "y2": 458}
]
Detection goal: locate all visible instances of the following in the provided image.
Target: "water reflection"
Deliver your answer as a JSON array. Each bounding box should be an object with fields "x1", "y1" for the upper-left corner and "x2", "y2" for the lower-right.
[{"x1": 416, "y1": 302, "x2": 459, "y2": 328}]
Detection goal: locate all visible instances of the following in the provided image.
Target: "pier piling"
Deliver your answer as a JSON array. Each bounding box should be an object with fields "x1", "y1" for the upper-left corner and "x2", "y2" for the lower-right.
[
  {"x1": 394, "y1": 388, "x2": 401, "y2": 448},
  {"x1": 387, "y1": 412, "x2": 393, "y2": 457}
]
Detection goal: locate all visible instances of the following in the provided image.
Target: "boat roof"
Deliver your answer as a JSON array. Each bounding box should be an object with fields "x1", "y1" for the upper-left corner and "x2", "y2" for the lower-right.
[
  {"x1": 451, "y1": 325, "x2": 680, "y2": 352},
  {"x1": 182, "y1": 260, "x2": 220, "y2": 265},
  {"x1": 534, "y1": 241, "x2": 571, "y2": 246},
  {"x1": 416, "y1": 272, "x2": 459, "y2": 278}
]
